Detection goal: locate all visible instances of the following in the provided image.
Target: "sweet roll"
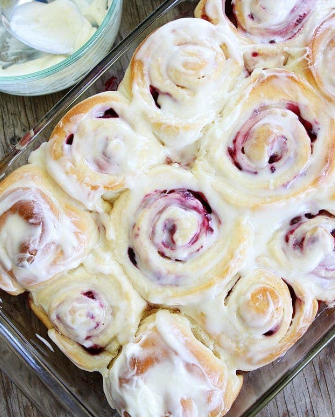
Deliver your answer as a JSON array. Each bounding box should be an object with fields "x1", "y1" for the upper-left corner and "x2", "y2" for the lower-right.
[
  {"x1": 103, "y1": 310, "x2": 243, "y2": 417},
  {"x1": 196, "y1": 69, "x2": 335, "y2": 207},
  {"x1": 183, "y1": 268, "x2": 318, "y2": 371},
  {"x1": 30, "y1": 264, "x2": 147, "y2": 372},
  {"x1": 195, "y1": 0, "x2": 335, "y2": 73},
  {"x1": 119, "y1": 17, "x2": 244, "y2": 150},
  {"x1": 0, "y1": 165, "x2": 97, "y2": 295},
  {"x1": 268, "y1": 204, "x2": 335, "y2": 304},
  {"x1": 306, "y1": 12, "x2": 335, "y2": 101},
  {"x1": 33, "y1": 91, "x2": 164, "y2": 211},
  {"x1": 108, "y1": 165, "x2": 252, "y2": 305}
]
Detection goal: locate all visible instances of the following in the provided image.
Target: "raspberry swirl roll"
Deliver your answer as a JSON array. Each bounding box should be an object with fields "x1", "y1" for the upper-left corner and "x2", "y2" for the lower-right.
[
  {"x1": 119, "y1": 17, "x2": 244, "y2": 149},
  {"x1": 196, "y1": 0, "x2": 315, "y2": 43},
  {"x1": 103, "y1": 310, "x2": 243, "y2": 417},
  {"x1": 307, "y1": 12, "x2": 335, "y2": 101},
  {"x1": 0, "y1": 165, "x2": 97, "y2": 295},
  {"x1": 183, "y1": 269, "x2": 318, "y2": 371},
  {"x1": 30, "y1": 265, "x2": 146, "y2": 372},
  {"x1": 195, "y1": 1, "x2": 335, "y2": 73},
  {"x1": 196, "y1": 69, "x2": 335, "y2": 207},
  {"x1": 33, "y1": 92, "x2": 164, "y2": 211},
  {"x1": 268, "y1": 207, "x2": 335, "y2": 303},
  {"x1": 109, "y1": 165, "x2": 252, "y2": 305}
]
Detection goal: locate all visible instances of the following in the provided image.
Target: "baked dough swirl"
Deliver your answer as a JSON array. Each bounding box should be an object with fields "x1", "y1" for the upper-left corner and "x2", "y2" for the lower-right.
[
  {"x1": 183, "y1": 268, "x2": 318, "y2": 371},
  {"x1": 308, "y1": 12, "x2": 335, "y2": 101},
  {"x1": 30, "y1": 265, "x2": 146, "y2": 372},
  {"x1": 196, "y1": 69, "x2": 335, "y2": 207},
  {"x1": 196, "y1": 0, "x2": 314, "y2": 43},
  {"x1": 195, "y1": 1, "x2": 335, "y2": 73},
  {"x1": 109, "y1": 165, "x2": 252, "y2": 305},
  {"x1": 0, "y1": 165, "x2": 97, "y2": 295},
  {"x1": 268, "y1": 208, "x2": 335, "y2": 303},
  {"x1": 103, "y1": 310, "x2": 243, "y2": 417},
  {"x1": 36, "y1": 91, "x2": 164, "y2": 211},
  {"x1": 232, "y1": 0, "x2": 314, "y2": 43},
  {"x1": 119, "y1": 17, "x2": 244, "y2": 149}
]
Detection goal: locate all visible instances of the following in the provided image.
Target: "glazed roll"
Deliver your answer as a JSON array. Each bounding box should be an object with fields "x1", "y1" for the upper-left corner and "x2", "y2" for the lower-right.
[
  {"x1": 103, "y1": 310, "x2": 243, "y2": 417},
  {"x1": 108, "y1": 165, "x2": 252, "y2": 305},
  {"x1": 307, "y1": 12, "x2": 335, "y2": 101},
  {"x1": 0, "y1": 165, "x2": 97, "y2": 295},
  {"x1": 30, "y1": 264, "x2": 146, "y2": 372},
  {"x1": 268, "y1": 207, "x2": 335, "y2": 304},
  {"x1": 195, "y1": 0, "x2": 335, "y2": 73},
  {"x1": 196, "y1": 69, "x2": 335, "y2": 208},
  {"x1": 32, "y1": 91, "x2": 164, "y2": 211},
  {"x1": 183, "y1": 268, "x2": 318, "y2": 371},
  {"x1": 119, "y1": 17, "x2": 244, "y2": 150},
  {"x1": 196, "y1": 0, "x2": 315, "y2": 43}
]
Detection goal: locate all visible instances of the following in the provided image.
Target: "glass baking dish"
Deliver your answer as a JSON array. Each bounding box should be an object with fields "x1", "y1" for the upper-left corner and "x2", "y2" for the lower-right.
[{"x1": 1, "y1": 0, "x2": 335, "y2": 416}]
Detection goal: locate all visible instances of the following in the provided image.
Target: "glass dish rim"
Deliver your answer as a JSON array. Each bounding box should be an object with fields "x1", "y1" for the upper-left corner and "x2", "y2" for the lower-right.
[
  {"x1": 1, "y1": 0, "x2": 335, "y2": 415},
  {"x1": 0, "y1": 0, "x2": 122, "y2": 82}
]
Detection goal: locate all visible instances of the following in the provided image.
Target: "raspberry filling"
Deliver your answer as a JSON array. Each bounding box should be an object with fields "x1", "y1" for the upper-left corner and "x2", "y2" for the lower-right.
[
  {"x1": 65, "y1": 133, "x2": 74, "y2": 145},
  {"x1": 82, "y1": 290, "x2": 97, "y2": 300},
  {"x1": 83, "y1": 344, "x2": 104, "y2": 355},
  {"x1": 128, "y1": 247, "x2": 137, "y2": 267},
  {"x1": 104, "y1": 76, "x2": 120, "y2": 92},
  {"x1": 97, "y1": 108, "x2": 119, "y2": 119},
  {"x1": 228, "y1": 103, "x2": 318, "y2": 174},
  {"x1": 263, "y1": 324, "x2": 280, "y2": 336},
  {"x1": 284, "y1": 210, "x2": 335, "y2": 278},
  {"x1": 150, "y1": 85, "x2": 161, "y2": 109},
  {"x1": 128, "y1": 188, "x2": 219, "y2": 270},
  {"x1": 286, "y1": 103, "x2": 317, "y2": 143},
  {"x1": 52, "y1": 289, "x2": 110, "y2": 350},
  {"x1": 228, "y1": 0, "x2": 314, "y2": 42},
  {"x1": 286, "y1": 282, "x2": 298, "y2": 319}
]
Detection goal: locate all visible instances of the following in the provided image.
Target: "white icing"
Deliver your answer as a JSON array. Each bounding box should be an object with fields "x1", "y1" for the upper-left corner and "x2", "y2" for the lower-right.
[
  {"x1": 234, "y1": 0, "x2": 315, "y2": 42},
  {"x1": 198, "y1": 0, "x2": 335, "y2": 72},
  {"x1": 37, "y1": 93, "x2": 165, "y2": 211},
  {"x1": 51, "y1": 290, "x2": 112, "y2": 346},
  {"x1": 103, "y1": 311, "x2": 236, "y2": 417},
  {"x1": 71, "y1": 0, "x2": 111, "y2": 26},
  {"x1": 10, "y1": 0, "x2": 95, "y2": 55},
  {"x1": 33, "y1": 265, "x2": 146, "y2": 351},
  {"x1": 196, "y1": 69, "x2": 333, "y2": 206},
  {"x1": 308, "y1": 11, "x2": 335, "y2": 100},
  {"x1": 110, "y1": 164, "x2": 252, "y2": 305},
  {"x1": 0, "y1": 0, "x2": 111, "y2": 76},
  {"x1": 127, "y1": 17, "x2": 244, "y2": 149},
  {"x1": 0, "y1": 178, "x2": 94, "y2": 289}
]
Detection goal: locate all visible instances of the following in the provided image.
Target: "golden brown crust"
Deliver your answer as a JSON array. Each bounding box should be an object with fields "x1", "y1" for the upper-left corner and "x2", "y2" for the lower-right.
[
  {"x1": 48, "y1": 329, "x2": 113, "y2": 372},
  {"x1": 29, "y1": 295, "x2": 54, "y2": 330},
  {"x1": 50, "y1": 92, "x2": 128, "y2": 149}
]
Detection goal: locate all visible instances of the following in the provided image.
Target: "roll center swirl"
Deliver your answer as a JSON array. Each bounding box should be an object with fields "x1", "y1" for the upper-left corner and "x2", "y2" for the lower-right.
[
  {"x1": 51, "y1": 289, "x2": 112, "y2": 347},
  {"x1": 228, "y1": 104, "x2": 316, "y2": 175}
]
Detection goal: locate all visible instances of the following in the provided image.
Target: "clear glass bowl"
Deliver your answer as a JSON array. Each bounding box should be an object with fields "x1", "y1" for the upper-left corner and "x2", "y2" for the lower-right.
[
  {"x1": 0, "y1": 0, "x2": 123, "y2": 96},
  {"x1": 1, "y1": 0, "x2": 335, "y2": 416}
]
